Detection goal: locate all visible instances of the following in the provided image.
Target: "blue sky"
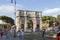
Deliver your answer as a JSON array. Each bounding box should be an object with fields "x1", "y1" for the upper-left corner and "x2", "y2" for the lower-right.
[{"x1": 0, "y1": 0, "x2": 60, "y2": 21}]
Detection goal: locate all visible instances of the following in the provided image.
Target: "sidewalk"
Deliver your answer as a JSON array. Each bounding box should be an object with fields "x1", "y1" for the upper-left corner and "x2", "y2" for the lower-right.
[{"x1": 45, "y1": 34, "x2": 56, "y2": 38}]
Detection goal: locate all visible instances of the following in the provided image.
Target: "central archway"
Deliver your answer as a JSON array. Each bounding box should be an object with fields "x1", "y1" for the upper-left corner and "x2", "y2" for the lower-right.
[{"x1": 27, "y1": 20, "x2": 33, "y2": 31}]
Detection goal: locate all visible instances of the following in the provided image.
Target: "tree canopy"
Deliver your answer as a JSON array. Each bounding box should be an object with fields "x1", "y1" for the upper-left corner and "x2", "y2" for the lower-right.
[
  {"x1": 57, "y1": 15, "x2": 60, "y2": 23},
  {"x1": 0, "y1": 16, "x2": 14, "y2": 26},
  {"x1": 42, "y1": 16, "x2": 56, "y2": 27}
]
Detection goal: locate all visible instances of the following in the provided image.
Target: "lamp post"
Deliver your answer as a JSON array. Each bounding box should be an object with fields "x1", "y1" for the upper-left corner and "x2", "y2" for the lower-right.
[{"x1": 11, "y1": 0, "x2": 16, "y2": 37}]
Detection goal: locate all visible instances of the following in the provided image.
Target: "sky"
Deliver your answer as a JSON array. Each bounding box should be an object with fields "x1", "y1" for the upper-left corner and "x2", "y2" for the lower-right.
[{"x1": 0, "y1": 0, "x2": 60, "y2": 23}]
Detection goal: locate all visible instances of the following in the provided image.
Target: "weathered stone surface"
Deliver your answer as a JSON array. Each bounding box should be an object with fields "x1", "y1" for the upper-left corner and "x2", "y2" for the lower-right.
[{"x1": 16, "y1": 10, "x2": 42, "y2": 32}]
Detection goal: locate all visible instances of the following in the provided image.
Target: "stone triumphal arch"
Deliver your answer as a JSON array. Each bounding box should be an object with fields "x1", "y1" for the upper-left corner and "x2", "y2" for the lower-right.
[{"x1": 16, "y1": 10, "x2": 42, "y2": 32}]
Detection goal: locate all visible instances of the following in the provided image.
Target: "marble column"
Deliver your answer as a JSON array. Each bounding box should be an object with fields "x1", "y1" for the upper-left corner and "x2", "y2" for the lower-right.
[
  {"x1": 16, "y1": 10, "x2": 21, "y2": 32},
  {"x1": 32, "y1": 12, "x2": 37, "y2": 32},
  {"x1": 39, "y1": 12, "x2": 42, "y2": 30},
  {"x1": 24, "y1": 11, "x2": 27, "y2": 32}
]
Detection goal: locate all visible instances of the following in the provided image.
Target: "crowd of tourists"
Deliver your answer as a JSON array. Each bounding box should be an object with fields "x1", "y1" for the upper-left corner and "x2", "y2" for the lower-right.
[
  {"x1": 0, "y1": 29, "x2": 24, "y2": 40},
  {"x1": 0, "y1": 26, "x2": 60, "y2": 40},
  {"x1": 42, "y1": 26, "x2": 60, "y2": 40}
]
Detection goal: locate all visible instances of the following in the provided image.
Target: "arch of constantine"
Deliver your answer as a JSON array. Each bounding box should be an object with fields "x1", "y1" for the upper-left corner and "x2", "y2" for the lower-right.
[{"x1": 16, "y1": 10, "x2": 42, "y2": 32}]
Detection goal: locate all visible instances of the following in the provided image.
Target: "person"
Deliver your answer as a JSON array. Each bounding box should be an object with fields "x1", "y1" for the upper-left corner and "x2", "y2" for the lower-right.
[
  {"x1": 42, "y1": 29, "x2": 46, "y2": 40},
  {"x1": 21, "y1": 29, "x2": 24, "y2": 40},
  {"x1": 55, "y1": 27, "x2": 60, "y2": 40},
  {"x1": 0, "y1": 29, "x2": 3, "y2": 38},
  {"x1": 18, "y1": 29, "x2": 24, "y2": 40},
  {"x1": 17, "y1": 30, "x2": 20, "y2": 37},
  {"x1": 42, "y1": 29, "x2": 46, "y2": 37},
  {"x1": 5, "y1": 29, "x2": 10, "y2": 39}
]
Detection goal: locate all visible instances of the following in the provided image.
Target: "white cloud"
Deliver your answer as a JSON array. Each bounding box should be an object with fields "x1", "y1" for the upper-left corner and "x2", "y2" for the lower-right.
[
  {"x1": 0, "y1": 5, "x2": 14, "y2": 13},
  {"x1": 0, "y1": 4, "x2": 23, "y2": 13},
  {"x1": 43, "y1": 8, "x2": 60, "y2": 13},
  {"x1": 43, "y1": 8, "x2": 60, "y2": 17}
]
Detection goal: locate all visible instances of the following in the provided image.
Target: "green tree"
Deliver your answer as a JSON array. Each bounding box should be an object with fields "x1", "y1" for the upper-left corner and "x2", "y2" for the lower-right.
[
  {"x1": 42, "y1": 16, "x2": 56, "y2": 27},
  {"x1": 56, "y1": 15, "x2": 60, "y2": 25},
  {"x1": 0, "y1": 16, "x2": 14, "y2": 26}
]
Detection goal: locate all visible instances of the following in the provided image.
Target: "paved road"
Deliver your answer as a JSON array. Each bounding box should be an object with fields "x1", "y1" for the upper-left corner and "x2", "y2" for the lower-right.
[
  {"x1": 0, "y1": 31, "x2": 56, "y2": 40},
  {"x1": 0, "y1": 35, "x2": 56, "y2": 40}
]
